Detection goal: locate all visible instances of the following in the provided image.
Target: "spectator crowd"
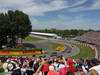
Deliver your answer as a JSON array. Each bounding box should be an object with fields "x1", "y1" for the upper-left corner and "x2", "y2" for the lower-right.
[
  {"x1": 76, "y1": 31, "x2": 100, "y2": 46},
  {"x1": 0, "y1": 56, "x2": 100, "y2": 75}
]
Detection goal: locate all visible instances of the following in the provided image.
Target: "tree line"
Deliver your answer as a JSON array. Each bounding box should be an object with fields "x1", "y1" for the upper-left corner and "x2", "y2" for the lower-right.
[
  {"x1": 33, "y1": 29, "x2": 87, "y2": 37},
  {"x1": 0, "y1": 10, "x2": 32, "y2": 49}
]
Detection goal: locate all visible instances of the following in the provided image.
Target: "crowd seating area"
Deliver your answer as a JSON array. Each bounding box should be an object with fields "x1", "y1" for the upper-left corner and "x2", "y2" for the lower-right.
[
  {"x1": 76, "y1": 32, "x2": 100, "y2": 46},
  {"x1": 0, "y1": 56, "x2": 100, "y2": 75}
]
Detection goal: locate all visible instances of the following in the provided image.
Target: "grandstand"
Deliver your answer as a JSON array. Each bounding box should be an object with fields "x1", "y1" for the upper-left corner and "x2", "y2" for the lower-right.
[
  {"x1": 76, "y1": 31, "x2": 100, "y2": 56},
  {"x1": 76, "y1": 31, "x2": 100, "y2": 46}
]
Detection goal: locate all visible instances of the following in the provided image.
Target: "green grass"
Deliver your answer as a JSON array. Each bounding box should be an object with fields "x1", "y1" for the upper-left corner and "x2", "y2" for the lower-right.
[
  {"x1": 48, "y1": 42, "x2": 64, "y2": 49},
  {"x1": 0, "y1": 73, "x2": 5, "y2": 75},
  {"x1": 72, "y1": 44, "x2": 95, "y2": 59},
  {"x1": 24, "y1": 36, "x2": 43, "y2": 42}
]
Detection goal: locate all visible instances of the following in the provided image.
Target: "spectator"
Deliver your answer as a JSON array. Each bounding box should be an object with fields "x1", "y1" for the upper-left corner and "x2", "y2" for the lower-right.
[
  {"x1": 41, "y1": 59, "x2": 49, "y2": 75},
  {"x1": 89, "y1": 69, "x2": 99, "y2": 75},
  {"x1": 89, "y1": 65, "x2": 100, "y2": 75},
  {"x1": 48, "y1": 65, "x2": 60, "y2": 75}
]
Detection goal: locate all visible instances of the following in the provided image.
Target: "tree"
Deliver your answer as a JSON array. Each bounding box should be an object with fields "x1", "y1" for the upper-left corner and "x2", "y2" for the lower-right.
[{"x1": 0, "y1": 10, "x2": 32, "y2": 49}]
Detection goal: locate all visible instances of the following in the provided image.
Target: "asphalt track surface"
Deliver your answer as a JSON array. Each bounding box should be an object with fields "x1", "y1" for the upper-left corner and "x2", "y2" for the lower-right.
[{"x1": 23, "y1": 37, "x2": 80, "y2": 58}]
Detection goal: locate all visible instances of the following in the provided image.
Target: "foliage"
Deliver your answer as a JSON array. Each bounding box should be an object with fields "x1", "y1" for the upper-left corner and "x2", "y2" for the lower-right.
[
  {"x1": 14, "y1": 44, "x2": 24, "y2": 50},
  {"x1": 33, "y1": 29, "x2": 87, "y2": 38},
  {"x1": 0, "y1": 10, "x2": 32, "y2": 49},
  {"x1": 0, "y1": 68, "x2": 4, "y2": 73}
]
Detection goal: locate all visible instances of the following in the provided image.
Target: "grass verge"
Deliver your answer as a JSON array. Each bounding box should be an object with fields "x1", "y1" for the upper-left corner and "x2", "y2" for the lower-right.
[
  {"x1": 72, "y1": 44, "x2": 95, "y2": 59},
  {"x1": 48, "y1": 42, "x2": 65, "y2": 51},
  {"x1": 24, "y1": 35, "x2": 43, "y2": 42}
]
